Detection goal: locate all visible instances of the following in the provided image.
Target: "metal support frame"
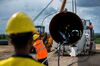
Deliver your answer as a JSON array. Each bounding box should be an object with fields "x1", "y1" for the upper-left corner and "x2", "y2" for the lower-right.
[
  {"x1": 72, "y1": 0, "x2": 77, "y2": 13},
  {"x1": 60, "y1": 0, "x2": 67, "y2": 12},
  {"x1": 57, "y1": 42, "x2": 61, "y2": 66},
  {"x1": 57, "y1": 42, "x2": 67, "y2": 66}
]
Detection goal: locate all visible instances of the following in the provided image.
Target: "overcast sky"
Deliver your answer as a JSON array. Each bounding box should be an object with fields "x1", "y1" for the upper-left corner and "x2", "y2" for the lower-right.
[{"x1": 0, "y1": 0, "x2": 100, "y2": 33}]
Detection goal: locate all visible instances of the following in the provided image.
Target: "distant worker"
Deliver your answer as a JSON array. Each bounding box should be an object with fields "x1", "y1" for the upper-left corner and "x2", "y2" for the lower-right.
[
  {"x1": 48, "y1": 35, "x2": 53, "y2": 47},
  {"x1": 43, "y1": 32, "x2": 48, "y2": 45},
  {"x1": 0, "y1": 12, "x2": 44, "y2": 66},
  {"x1": 83, "y1": 20, "x2": 87, "y2": 30},
  {"x1": 88, "y1": 22, "x2": 93, "y2": 40},
  {"x1": 33, "y1": 33, "x2": 48, "y2": 66},
  {"x1": 88, "y1": 22, "x2": 93, "y2": 30},
  {"x1": 47, "y1": 35, "x2": 53, "y2": 52}
]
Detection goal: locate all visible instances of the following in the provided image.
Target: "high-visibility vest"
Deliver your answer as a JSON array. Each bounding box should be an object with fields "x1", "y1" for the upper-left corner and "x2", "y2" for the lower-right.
[
  {"x1": 0, "y1": 57, "x2": 45, "y2": 66},
  {"x1": 33, "y1": 40, "x2": 48, "y2": 59}
]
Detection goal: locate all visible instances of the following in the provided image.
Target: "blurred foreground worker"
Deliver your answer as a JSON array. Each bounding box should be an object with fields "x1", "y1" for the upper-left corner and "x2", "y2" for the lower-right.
[
  {"x1": 0, "y1": 12, "x2": 45, "y2": 66},
  {"x1": 33, "y1": 34, "x2": 48, "y2": 66}
]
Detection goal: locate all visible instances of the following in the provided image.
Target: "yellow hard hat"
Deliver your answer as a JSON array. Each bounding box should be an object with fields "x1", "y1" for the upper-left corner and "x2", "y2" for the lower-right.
[
  {"x1": 6, "y1": 12, "x2": 37, "y2": 34},
  {"x1": 33, "y1": 34, "x2": 40, "y2": 40}
]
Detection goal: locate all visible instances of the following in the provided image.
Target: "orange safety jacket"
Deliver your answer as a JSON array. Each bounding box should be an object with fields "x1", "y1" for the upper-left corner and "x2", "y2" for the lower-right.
[{"x1": 33, "y1": 40, "x2": 48, "y2": 60}]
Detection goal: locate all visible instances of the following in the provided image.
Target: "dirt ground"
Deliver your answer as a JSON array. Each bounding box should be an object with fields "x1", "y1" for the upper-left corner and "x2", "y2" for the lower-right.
[
  {"x1": 48, "y1": 44, "x2": 100, "y2": 66},
  {"x1": 0, "y1": 44, "x2": 100, "y2": 66}
]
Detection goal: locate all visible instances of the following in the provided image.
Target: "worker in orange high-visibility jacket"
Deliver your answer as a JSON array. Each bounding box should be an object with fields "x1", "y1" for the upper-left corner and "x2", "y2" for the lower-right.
[{"x1": 33, "y1": 34, "x2": 48, "y2": 66}]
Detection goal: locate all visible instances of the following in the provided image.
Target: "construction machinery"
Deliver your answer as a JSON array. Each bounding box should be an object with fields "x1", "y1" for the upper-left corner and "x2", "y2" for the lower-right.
[
  {"x1": 0, "y1": 34, "x2": 8, "y2": 45},
  {"x1": 49, "y1": 11, "x2": 96, "y2": 56}
]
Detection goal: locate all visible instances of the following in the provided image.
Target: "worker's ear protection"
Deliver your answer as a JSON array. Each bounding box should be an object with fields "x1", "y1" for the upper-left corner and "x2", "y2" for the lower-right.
[{"x1": 49, "y1": 12, "x2": 83, "y2": 45}]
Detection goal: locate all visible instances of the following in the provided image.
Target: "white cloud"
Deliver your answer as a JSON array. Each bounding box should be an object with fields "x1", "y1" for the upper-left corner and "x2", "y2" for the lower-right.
[{"x1": 0, "y1": 0, "x2": 100, "y2": 33}]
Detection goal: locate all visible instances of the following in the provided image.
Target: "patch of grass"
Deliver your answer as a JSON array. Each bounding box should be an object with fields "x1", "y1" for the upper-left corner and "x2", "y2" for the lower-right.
[{"x1": 95, "y1": 38, "x2": 100, "y2": 44}]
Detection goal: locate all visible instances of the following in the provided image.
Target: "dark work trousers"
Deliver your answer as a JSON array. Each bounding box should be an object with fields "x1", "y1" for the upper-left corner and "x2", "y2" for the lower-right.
[{"x1": 38, "y1": 57, "x2": 48, "y2": 66}]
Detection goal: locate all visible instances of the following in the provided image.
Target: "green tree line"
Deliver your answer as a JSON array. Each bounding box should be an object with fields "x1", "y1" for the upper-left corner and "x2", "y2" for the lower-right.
[
  {"x1": 94, "y1": 33, "x2": 100, "y2": 44},
  {"x1": 0, "y1": 33, "x2": 100, "y2": 44}
]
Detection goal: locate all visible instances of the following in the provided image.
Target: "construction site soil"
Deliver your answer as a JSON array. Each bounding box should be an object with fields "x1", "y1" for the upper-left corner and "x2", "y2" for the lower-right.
[{"x1": 0, "y1": 44, "x2": 100, "y2": 66}]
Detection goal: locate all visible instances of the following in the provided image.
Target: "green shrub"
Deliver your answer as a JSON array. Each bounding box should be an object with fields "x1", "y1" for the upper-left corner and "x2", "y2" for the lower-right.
[{"x1": 95, "y1": 38, "x2": 100, "y2": 44}]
